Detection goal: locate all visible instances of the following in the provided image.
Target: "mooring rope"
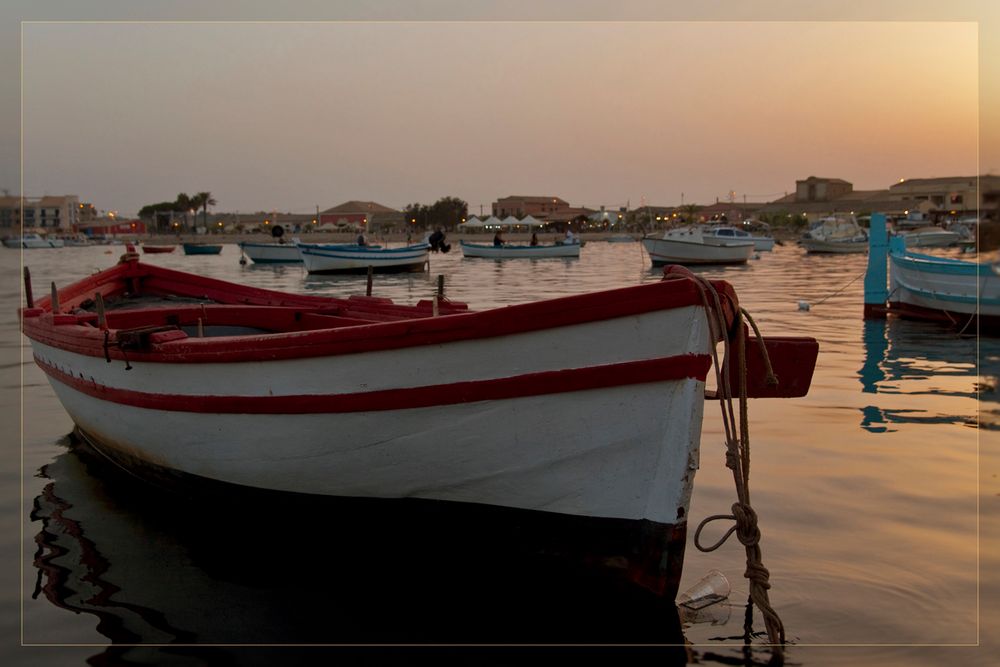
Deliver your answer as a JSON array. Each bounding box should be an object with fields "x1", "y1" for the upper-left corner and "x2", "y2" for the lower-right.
[
  {"x1": 810, "y1": 270, "x2": 865, "y2": 308},
  {"x1": 685, "y1": 274, "x2": 786, "y2": 659}
]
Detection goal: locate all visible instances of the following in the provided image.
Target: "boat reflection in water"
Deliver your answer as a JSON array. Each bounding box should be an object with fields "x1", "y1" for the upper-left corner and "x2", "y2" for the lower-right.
[
  {"x1": 858, "y1": 318, "x2": 997, "y2": 433},
  {"x1": 31, "y1": 436, "x2": 693, "y2": 659}
]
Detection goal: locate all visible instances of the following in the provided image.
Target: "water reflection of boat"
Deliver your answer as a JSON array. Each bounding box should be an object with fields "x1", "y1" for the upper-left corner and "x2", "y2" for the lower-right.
[
  {"x1": 30, "y1": 438, "x2": 690, "y2": 650},
  {"x1": 857, "y1": 318, "x2": 993, "y2": 432}
]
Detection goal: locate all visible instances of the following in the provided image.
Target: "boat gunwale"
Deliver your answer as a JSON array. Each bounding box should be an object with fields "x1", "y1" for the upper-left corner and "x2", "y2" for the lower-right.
[{"x1": 21, "y1": 258, "x2": 738, "y2": 364}]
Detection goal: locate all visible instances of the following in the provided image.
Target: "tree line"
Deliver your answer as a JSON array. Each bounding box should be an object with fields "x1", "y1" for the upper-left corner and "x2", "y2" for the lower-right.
[
  {"x1": 402, "y1": 196, "x2": 468, "y2": 231},
  {"x1": 138, "y1": 192, "x2": 216, "y2": 232}
]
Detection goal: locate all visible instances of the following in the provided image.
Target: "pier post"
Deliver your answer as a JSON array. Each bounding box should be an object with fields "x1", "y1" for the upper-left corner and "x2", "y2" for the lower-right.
[
  {"x1": 23, "y1": 267, "x2": 33, "y2": 308},
  {"x1": 863, "y1": 212, "x2": 888, "y2": 319},
  {"x1": 366, "y1": 265, "x2": 373, "y2": 296}
]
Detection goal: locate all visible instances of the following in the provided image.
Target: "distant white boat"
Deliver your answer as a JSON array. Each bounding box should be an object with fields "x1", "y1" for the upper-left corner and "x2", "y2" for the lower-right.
[
  {"x1": 460, "y1": 240, "x2": 581, "y2": 259},
  {"x1": 642, "y1": 226, "x2": 754, "y2": 265},
  {"x1": 2, "y1": 232, "x2": 63, "y2": 249},
  {"x1": 704, "y1": 224, "x2": 775, "y2": 252},
  {"x1": 239, "y1": 240, "x2": 303, "y2": 264},
  {"x1": 800, "y1": 215, "x2": 868, "y2": 254},
  {"x1": 896, "y1": 226, "x2": 962, "y2": 248},
  {"x1": 297, "y1": 242, "x2": 430, "y2": 274},
  {"x1": 55, "y1": 234, "x2": 93, "y2": 247}
]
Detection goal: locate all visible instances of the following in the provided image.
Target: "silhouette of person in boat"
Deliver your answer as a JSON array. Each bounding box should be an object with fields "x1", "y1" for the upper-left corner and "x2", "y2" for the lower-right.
[{"x1": 429, "y1": 227, "x2": 450, "y2": 253}]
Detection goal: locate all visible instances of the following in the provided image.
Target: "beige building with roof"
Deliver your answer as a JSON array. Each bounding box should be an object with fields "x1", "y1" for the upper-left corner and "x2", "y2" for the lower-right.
[
  {"x1": 492, "y1": 196, "x2": 570, "y2": 220},
  {"x1": 319, "y1": 200, "x2": 403, "y2": 232},
  {"x1": 0, "y1": 194, "x2": 81, "y2": 232},
  {"x1": 755, "y1": 175, "x2": 1000, "y2": 221},
  {"x1": 887, "y1": 175, "x2": 1000, "y2": 218}
]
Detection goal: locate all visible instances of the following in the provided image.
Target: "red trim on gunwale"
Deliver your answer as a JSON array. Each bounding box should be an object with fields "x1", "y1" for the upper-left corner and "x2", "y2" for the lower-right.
[
  {"x1": 22, "y1": 258, "x2": 738, "y2": 363},
  {"x1": 36, "y1": 354, "x2": 711, "y2": 414}
]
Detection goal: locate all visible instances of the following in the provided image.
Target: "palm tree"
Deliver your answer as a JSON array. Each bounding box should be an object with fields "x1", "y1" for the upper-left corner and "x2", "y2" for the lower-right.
[
  {"x1": 196, "y1": 191, "x2": 216, "y2": 228},
  {"x1": 175, "y1": 193, "x2": 194, "y2": 231}
]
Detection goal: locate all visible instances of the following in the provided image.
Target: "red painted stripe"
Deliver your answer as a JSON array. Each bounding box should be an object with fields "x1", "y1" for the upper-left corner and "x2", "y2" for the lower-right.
[{"x1": 36, "y1": 354, "x2": 710, "y2": 414}]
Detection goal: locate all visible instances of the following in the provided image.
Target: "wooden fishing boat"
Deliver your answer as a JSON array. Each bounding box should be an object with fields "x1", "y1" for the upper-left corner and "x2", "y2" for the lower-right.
[
  {"x1": 141, "y1": 245, "x2": 176, "y2": 254},
  {"x1": 238, "y1": 241, "x2": 302, "y2": 264},
  {"x1": 459, "y1": 240, "x2": 581, "y2": 259},
  {"x1": 865, "y1": 213, "x2": 1000, "y2": 334},
  {"x1": 297, "y1": 242, "x2": 429, "y2": 274},
  {"x1": 642, "y1": 227, "x2": 754, "y2": 265},
  {"x1": 20, "y1": 250, "x2": 818, "y2": 598},
  {"x1": 181, "y1": 243, "x2": 223, "y2": 256}
]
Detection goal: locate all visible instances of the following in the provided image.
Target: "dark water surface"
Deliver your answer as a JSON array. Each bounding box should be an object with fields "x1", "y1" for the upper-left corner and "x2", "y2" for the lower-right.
[{"x1": 2, "y1": 242, "x2": 997, "y2": 665}]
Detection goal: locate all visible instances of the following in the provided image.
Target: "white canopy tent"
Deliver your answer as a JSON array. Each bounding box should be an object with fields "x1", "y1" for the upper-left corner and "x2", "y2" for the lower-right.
[
  {"x1": 457, "y1": 216, "x2": 485, "y2": 230},
  {"x1": 519, "y1": 215, "x2": 547, "y2": 228}
]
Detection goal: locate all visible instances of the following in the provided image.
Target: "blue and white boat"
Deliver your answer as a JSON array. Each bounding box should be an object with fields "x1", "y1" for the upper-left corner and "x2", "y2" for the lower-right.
[
  {"x1": 296, "y1": 242, "x2": 430, "y2": 274},
  {"x1": 238, "y1": 240, "x2": 303, "y2": 264},
  {"x1": 864, "y1": 212, "x2": 1000, "y2": 334}
]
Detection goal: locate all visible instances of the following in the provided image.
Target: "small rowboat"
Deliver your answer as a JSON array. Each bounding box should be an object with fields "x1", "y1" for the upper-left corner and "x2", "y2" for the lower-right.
[
  {"x1": 459, "y1": 241, "x2": 581, "y2": 259},
  {"x1": 296, "y1": 242, "x2": 429, "y2": 274},
  {"x1": 20, "y1": 251, "x2": 817, "y2": 599},
  {"x1": 238, "y1": 241, "x2": 302, "y2": 264},
  {"x1": 141, "y1": 245, "x2": 176, "y2": 254},
  {"x1": 181, "y1": 243, "x2": 223, "y2": 256}
]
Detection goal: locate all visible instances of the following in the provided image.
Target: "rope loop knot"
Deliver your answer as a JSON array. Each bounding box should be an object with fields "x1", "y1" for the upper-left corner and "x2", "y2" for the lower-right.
[{"x1": 731, "y1": 501, "x2": 761, "y2": 547}]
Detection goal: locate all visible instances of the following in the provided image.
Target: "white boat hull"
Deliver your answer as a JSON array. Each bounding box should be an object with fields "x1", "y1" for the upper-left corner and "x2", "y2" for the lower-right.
[
  {"x1": 801, "y1": 239, "x2": 868, "y2": 254},
  {"x1": 460, "y1": 242, "x2": 581, "y2": 258},
  {"x1": 298, "y1": 243, "x2": 429, "y2": 273},
  {"x1": 889, "y1": 250, "x2": 1000, "y2": 318},
  {"x1": 642, "y1": 236, "x2": 753, "y2": 265},
  {"x1": 30, "y1": 305, "x2": 710, "y2": 524},
  {"x1": 4, "y1": 234, "x2": 60, "y2": 248},
  {"x1": 239, "y1": 242, "x2": 302, "y2": 263},
  {"x1": 899, "y1": 230, "x2": 962, "y2": 248}
]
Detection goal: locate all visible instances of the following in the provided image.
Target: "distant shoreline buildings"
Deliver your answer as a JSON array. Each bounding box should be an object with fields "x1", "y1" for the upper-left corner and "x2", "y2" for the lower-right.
[{"x1": 2, "y1": 174, "x2": 997, "y2": 237}]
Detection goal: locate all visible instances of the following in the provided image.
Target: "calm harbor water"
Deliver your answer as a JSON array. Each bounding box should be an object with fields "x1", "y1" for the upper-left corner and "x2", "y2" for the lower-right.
[{"x1": 1, "y1": 241, "x2": 998, "y2": 665}]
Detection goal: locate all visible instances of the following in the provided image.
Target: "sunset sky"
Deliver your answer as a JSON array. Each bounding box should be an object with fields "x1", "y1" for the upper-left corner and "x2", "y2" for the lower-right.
[{"x1": 4, "y1": 3, "x2": 998, "y2": 217}]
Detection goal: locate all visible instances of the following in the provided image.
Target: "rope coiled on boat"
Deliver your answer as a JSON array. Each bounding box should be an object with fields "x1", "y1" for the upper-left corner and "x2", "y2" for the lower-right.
[{"x1": 683, "y1": 272, "x2": 786, "y2": 659}]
